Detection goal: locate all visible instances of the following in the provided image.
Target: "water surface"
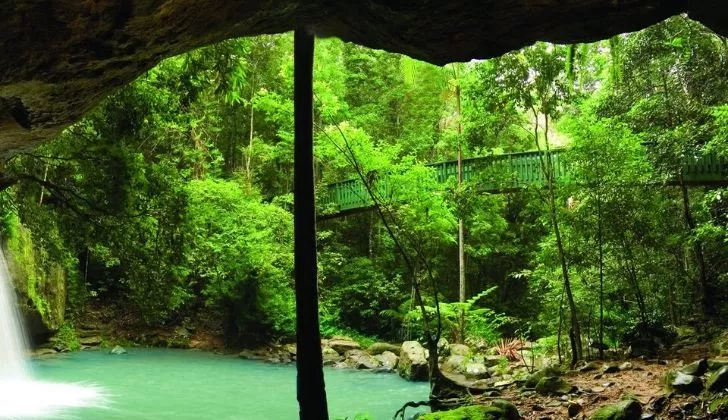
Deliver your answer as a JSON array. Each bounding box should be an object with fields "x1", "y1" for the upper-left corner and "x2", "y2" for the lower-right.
[{"x1": 32, "y1": 348, "x2": 429, "y2": 419}]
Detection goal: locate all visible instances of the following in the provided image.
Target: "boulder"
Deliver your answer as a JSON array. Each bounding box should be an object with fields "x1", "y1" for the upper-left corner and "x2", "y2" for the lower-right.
[
  {"x1": 578, "y1": 361, "x2": 600, "y2": 372},
  {"x1": 374, "y1": 351, "x2": 398, "y2": 370},
  {"x1": 535, "y1": 377, "x2": 572, "y2": 395},
  {"x1": 591, "y1": 399, "x2": 642, "y2": 420},
  {"x1": 437, "y1": 338, "x2": 450, "y2": 357},
  {"x1": 367, "y1": 342, "x2": 400, "y2": 356},
  {"x1": 619, "y1": 362, "x2": 634, "y2": 371},
  {"x1": 679, "y1": 359, "x2": 708, "y2": 377},
  {"x1": 345, "y1": 349, "x2": 380, "y2": 370},
  {"x1": 397, "y1": 341, "x2": 429, "y2": 381},
  {"x1": 31, "y1": 347, "x2": 57, "y2": 357},
  {"x1": 321, "y1": 347, "x2": 341, "y2": 366},
  {"x1": 441, "y1": 355, "x2": 467, "y2": 374},
  {"x1": 670, "y1": 372, "x2": 703, "y2": 395},
  {"x1": 328, "y1": 338, "x2": 360, "y2": 355},
  {"x1": 602, "y1": 363, "x2": 620, "y2": 374},
  {"x1": 449, "y1": 343, "x2": 470, "y2": 356},
  {"x1": 79, "y1": 336, "x2": 102, "y2": 346},
  {"x1": 525, "y1": 366, "x2": 562, "y2": 388},
  {"x1": 109, "y1": 345, "x2": 127, "y2": 355},
  {"x1": 708, "y1": 366, "x2": 728, "y2": 392},
  {"x1": 464, "y1": 363, "x2": 490, "y2": 380}
]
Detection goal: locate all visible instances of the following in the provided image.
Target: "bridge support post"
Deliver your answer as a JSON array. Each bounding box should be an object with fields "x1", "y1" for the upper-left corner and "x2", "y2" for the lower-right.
[{"x1": 293, "y1": 28, "x2": 329, "y2": 420}]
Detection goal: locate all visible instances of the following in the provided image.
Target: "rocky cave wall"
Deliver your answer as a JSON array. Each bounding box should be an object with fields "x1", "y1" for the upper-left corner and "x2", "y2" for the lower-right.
[{"x1": 0, "y1": 1, "x2": 726, "y2": 157}]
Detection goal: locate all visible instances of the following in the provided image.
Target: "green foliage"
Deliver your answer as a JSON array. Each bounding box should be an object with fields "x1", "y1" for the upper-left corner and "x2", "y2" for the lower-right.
[{"x1": 51, "y1": 322, "x2": 81, "y2": 352}]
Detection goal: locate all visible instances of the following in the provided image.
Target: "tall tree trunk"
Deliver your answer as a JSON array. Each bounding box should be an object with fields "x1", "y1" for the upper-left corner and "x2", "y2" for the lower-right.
[
  {"x1": 245, "y1": 103, "x2": 254, "y2": 181},
  {"x1": 679, "y1": 175, "x2": 713, "y2": 317},
  {"x1": 455, "y1": 79, "x2": 466, "y2": 343},
  {"x1": 293, "y1": 29, "x2": 328, "y2": 420},
  {"x1": 597, "y1": 192, "x2": 604, "y2": 359},
  {"x1": 535, "y1": 112, "x2": 582, "y2": 363}
]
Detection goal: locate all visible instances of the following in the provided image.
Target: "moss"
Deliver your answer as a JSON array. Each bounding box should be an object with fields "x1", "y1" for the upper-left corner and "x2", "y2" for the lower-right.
[
  {"x1": 422, "y1": 401, "x2": 519, "y2": 420},
  {"x1": 708, "y1": 395, "x2": 728, "y2": 415},
  {"x1": 524, "y1": 366, "x2": 562, "y2": 388},
  {"x1": 4, "y1": 217, "x2": 73, "y2": 331},
  {"x1": 51, "y1": 322, "x2": 81, "y2": 351},
  {"x1": 591, "y1": 399, "x2": 642, "y2": 420},
  {"x1": 535, "y1": 376, "x2": 572, "y2": 395}
]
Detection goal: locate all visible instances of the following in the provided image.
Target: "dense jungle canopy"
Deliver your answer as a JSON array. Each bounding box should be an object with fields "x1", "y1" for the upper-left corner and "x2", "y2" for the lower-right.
[{"x1": 1, "y1": 15, "x2": 728, "y2": 371}]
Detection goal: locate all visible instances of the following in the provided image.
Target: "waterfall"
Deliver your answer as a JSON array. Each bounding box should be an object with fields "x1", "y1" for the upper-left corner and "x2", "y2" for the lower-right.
[
  {"x1": 0, "y1": 248, "x2": 30, "y2": 380},
  {"x1": 0, "y1": 246, "x2": 105, "y2": 418}
]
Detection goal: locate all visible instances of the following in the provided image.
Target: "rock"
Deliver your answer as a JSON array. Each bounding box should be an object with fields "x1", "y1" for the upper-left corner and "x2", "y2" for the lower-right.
[
  {"x1": 397, "y1": 341, "x2": 429, "y2": 381},
  {"x1": 591, "y1": 399, "x2": 642, "y2": 420},
  {"x1": 679, "y1": 359, "x2": 708, "y2": 376},
  {"x1": 345, "y1": 349, "x2": 380, "y2": 370},
  {"x1": 374, "y1": 351, "x2": 398, "y2": 370},
  {"x1": 494, "y1": 379, "x2": 514, "y2": 388},
  {"x1": 525, "y1": 366, "x2": 562, "y2": 388},
  {"x1": 449, "y1": 343, "x2": 470, "y2": 356},
  {"x1": 619, "y1": 362, "x2": 634, "y2": 371},
  {"x1": 568, "y1": 402, "x2": 582, "y2": 417},
  {"x1": 464, "y1": 363, "x2": 489, "y2": 380},
  {"x1": 602, "y1": 363, "x2": 620, "y2": 374},
  {"x1": 578, "y1": 361, "x2": 600, "y2": 372},
  {"x1": 639, "y1": 414, "x2": 655, "y2": 420},
  {"x1": 31, "y1": 347, "x2": 57, "y2": 357},
  {"x1": 367, "y1": 342, "x2": 400, "y2": 355},
  {"x1": 535, "y1": 377, "x2": 572, "y2": 395},
  {"x1": 670, "y1": 372, "x2": 703, "y2": 395},
  {"x1": 420, "y1": 400, "x2": 520, "y2": 420},
  {"x1": 321, "y1": 347, "x2": 341, "y2": 366},
  {"x1": 328, "y1": 338, "x2": 360, "y2": 355},
  {"x1": 109, "y1": 345, "x2": 127, "y2": 355},
  {"x1": 591, "y1": 387, "x2": 605, "y2": 393},
  {"x1": 441, "y1": 355, "x2": 467, "y2": 374},
  {"x1": 437, "y1": 338, "x2": 450, "y2": 357},
  {"x1": 707, "y1": 366, "x2": 728, "y2": 392},
  {"x1": 79, "y1": 336, "x2": 102, "y2": 346}
]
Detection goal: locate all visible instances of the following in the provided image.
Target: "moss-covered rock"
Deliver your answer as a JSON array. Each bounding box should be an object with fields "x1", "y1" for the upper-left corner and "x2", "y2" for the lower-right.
[
  {"x1": 367, "y1": 342, "x2": 400, "y2": 355},
  {"x1": 669, "y1": 372, "x2": 703, "y2": 395},
  {"x1": 535, "y1": 376, "x2": 572, "y2": 395},
  {"x1": 421, "y1": 400, "x2": 520, "y2": 420},
  {"x1": 591, "y1": 399, "x2": 642, "y2": 420},
  {"x1": 707, "y1": 366, "x2": 728, "y2": 392},
  {"x1": 4, "y1": 218, "x2": 72, "y2": 344},
  {"x1": 524, "y1": 366, "x2": 562, "y2": 388},
  {"x1": 680, "y1": 359, "x2": 708, "y2": 376}
]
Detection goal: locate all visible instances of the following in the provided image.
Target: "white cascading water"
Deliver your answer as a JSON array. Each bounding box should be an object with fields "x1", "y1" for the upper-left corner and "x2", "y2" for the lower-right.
[{"x1": 0, "y1": 247, "x2": 105, "y2": 418}]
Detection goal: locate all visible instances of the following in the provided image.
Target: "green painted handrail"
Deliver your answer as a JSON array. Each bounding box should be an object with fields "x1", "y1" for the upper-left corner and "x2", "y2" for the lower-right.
[{"x1": 320, "y1": 148, "x2": 728, "y2": 215}]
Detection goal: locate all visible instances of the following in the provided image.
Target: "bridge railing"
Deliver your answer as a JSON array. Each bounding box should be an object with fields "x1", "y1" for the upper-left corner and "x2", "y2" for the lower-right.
[{"x1": 320, "y1": 148, "x2": 728, "y2": 214}]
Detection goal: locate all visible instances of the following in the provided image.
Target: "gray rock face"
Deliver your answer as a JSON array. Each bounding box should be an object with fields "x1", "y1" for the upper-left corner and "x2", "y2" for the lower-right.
[
  {"x1": 449, "y1": 343, "x2": 470, "y2": 356},
  {"x1": 321, "y1": 347, "x2": 341, "y2": 366},
  {"x1": 328, "y1": 339, "x2": 360, "y2": 355},
  {"x1": 397, "y1": 341, "x2": 429, "y2": 381},
  {"x1": 374, "y1": 351, "x2": 398, "y2": 371},
  {"x1": 671, "y1": 372, "x2": 704, "y2": 395},
  {"x1": 441, "y1": 355, "x2": 467, "y2": 374},
  {"x1": 345, "y1": 349, "x2": 380, "y2": 370},
  {"x1": 464, "y1": 363, "x2": 489, "y2": 380},
  {"x1": 367, "y1": 342, "x2": 400, "y2": 356},
  {"x1": 2, "y1": 2, "x2": 725, "y2": 158}
]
